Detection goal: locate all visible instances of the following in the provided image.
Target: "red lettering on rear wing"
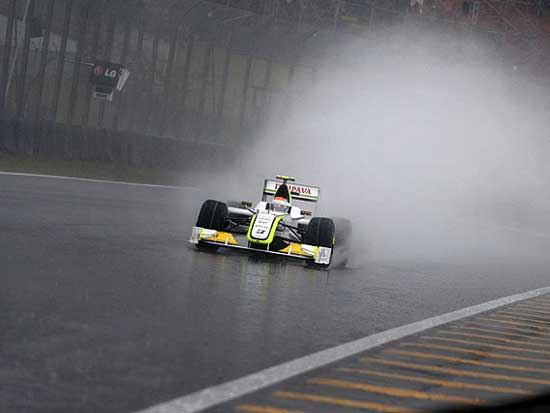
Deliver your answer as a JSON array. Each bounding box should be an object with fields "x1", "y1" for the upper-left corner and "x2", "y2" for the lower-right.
[{"x1": 262, "y1": 179, "x2": 320, "y2": 202}]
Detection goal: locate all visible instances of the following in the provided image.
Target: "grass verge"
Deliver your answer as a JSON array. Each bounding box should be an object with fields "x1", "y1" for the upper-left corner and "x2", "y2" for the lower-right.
[{"x1": 0, "y1": 152, "x2": 187, "y2": 186}]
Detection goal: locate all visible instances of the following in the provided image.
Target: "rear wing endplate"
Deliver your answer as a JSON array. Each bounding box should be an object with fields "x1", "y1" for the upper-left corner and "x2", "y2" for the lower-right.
[{"x1": 263, "y1": 179, "x2": 320, "y2": 202}]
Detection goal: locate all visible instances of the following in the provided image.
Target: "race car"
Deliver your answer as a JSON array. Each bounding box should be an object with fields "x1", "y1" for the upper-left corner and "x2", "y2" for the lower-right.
[{"x1": 189, "y1": 175, "x2": 350, "y2": 268}]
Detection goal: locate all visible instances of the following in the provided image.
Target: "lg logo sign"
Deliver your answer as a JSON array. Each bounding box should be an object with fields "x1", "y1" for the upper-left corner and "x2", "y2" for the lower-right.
[
  {"x1": 93, "y1": 65, "x2": 118, "y2": 78},
  {"x1": 90, "y1": 60, "x2": 130, "y2": 101},
  {"x1": 104, "y1": 69, "x2": 118, "y2": 78}
]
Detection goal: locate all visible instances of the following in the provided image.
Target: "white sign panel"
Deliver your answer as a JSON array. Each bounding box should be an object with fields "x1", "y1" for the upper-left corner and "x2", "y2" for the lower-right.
[{"x1": 263, "y1": 180, "x2": 320, "y2": 201}]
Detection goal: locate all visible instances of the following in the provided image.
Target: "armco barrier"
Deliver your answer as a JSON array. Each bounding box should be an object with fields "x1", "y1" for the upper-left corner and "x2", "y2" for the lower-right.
[{"x1": 0, "y1": 119, "x2": 237, "y2": 171}]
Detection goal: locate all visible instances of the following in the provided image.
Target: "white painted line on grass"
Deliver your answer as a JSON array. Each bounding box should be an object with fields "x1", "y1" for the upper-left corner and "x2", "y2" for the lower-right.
[
  {"x1": 0, "y1": 171, "x2": 195, "y2": 190},
  {"x1": 133, "y1": 286, "x2": 550, "y2": 413}
]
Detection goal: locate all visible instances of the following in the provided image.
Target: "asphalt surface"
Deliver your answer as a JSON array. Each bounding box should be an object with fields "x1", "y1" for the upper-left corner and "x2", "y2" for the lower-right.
[
  {"x1": 2, "y1": 173, "x2": 550, "y2": 413},
  {"x1": 210, "y1": 294, "x2": 550, "y2": 413}
]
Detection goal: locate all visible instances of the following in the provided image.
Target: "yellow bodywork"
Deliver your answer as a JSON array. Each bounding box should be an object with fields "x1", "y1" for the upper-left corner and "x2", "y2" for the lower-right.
[
  {"x1": 200, "y1": 230, "x2": 239, "y2": 245},
  {"x1": 279, "y1": 243, "x2": 315, "y2": 257},
  {"x1": 199, "y1": 229, "x2": 314, "y2": 258}
]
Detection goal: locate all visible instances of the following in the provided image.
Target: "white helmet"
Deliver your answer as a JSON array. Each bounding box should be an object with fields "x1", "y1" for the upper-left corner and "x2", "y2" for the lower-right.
[{"x1": 270, "y1": 198, "x2": 290, "y2": 213}]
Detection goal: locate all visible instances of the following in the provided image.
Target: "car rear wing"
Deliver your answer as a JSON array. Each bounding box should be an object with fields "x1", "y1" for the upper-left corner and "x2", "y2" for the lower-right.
[{"x1": 262, "y1": 179, "x2": 320, "y2": 203}]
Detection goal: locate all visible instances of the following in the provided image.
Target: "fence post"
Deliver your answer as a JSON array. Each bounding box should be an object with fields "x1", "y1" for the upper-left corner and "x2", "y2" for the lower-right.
[
  {"x1": 197, "y1": 42, "x2": 212, "y2": 141},
  {"x1": 50, "y1": 0, "x2": 74, "y2": 123},
  {"x1": 217, "y1": 31, "x2": 233, "y2": 122},
  {"x1": 143, "y1": 24, "x2": 159, "y2": 134},
  {"x1": 34, "y1": 0, "x2": 55, "y2": 124},
  {"x1": 67, "y1": 1, "x2": 91, "y2": 127},
  {"x1": 82, "y1": 7, "x2": 102, "y2": 128},
  {"x1": 97, "y1": 13, "x2": 116, "y2": 129},
  {"x1": 176, "y1": 32, "x2": 194, "y2": 136},
  {"x1": 257, "y1": 53, "x2": 273, "y2": 130},
  {"x1": 238, "y1": 52, "x2": 254, "y2": 135},
  {"x1": 128, "y1": 14, "x2": 144, "y2": 133},
  {"x1": 0, "y1": 0, "x2": 17, "y2": 118},
  {"x1": 97, "y1": 13, "x2": 116, "y2": 161},
  {"x1": 159, "y1": 23, "x2": 179, "y2": 137},
  {"x1": 112, "y1": 20, "x2": 131, "y2": 132},
  {"x1": 15, "y1": 0, "x2": 35, "y2": 121}
]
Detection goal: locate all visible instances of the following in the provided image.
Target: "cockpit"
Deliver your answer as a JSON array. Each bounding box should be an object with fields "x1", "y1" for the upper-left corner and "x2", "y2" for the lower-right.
[{"x1": 269, "y1": 200, "x2": 290, "y2": 214}]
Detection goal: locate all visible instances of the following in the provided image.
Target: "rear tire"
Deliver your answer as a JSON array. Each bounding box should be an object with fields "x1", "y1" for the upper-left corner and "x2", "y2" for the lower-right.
[
  {"x1": 196, "y1": 200, "x2": 228, "y2": 251},
  {"x1": 303, "y1": 217, "x2": 335, "y2": 268}
]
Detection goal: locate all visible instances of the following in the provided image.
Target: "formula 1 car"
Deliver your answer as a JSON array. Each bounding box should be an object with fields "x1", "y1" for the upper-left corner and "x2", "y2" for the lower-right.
[{"x1": 189, "y1": 175, "x2": 350, "y2": 268}]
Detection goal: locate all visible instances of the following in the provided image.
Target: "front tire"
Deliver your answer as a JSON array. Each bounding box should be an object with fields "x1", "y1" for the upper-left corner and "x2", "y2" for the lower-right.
[
  {"x1": 303, "y1": 217, "x2": 335, "y2": 268},
  {"x1": 195, "y1": 200, "x2": 228, "y2": 251}
]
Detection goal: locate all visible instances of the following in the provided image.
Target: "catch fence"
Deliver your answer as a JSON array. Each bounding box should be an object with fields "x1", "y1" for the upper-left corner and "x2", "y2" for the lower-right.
[
  {"x1": 0, "y1": 0, "x2": 547, "y2": 167},
  {"x1": 0, "y1": 0, "x2": 329, "y2": 165}
]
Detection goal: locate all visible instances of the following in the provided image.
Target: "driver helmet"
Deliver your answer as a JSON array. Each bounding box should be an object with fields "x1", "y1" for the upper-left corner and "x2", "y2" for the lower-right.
[{"x1": 270, "y1": 197, "x2": 290, "y2": 213}]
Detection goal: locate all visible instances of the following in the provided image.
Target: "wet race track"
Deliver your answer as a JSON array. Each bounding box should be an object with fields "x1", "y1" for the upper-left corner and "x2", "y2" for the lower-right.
[{"x1": 2, "y1": 173, "x2": 550, "y2": 413}]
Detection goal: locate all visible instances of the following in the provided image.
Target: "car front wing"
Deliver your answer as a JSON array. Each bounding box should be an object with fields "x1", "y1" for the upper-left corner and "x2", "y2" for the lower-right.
[{"x1": 189, "y1": 226, "x2": 332, "y2": 265}]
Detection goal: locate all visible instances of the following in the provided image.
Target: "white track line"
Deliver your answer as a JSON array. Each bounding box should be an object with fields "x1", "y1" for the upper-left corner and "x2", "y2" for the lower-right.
[
  {"x1": 132, "y1": 286, "x2": 550, "y2": 413},
  {"x1": 0, "y1": 171, "x2": 194, "y2": 190}
]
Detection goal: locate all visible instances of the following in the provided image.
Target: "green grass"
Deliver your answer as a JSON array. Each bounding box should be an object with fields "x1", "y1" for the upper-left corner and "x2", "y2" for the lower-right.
[{"x1": 0, "y1": 153, "x2": 188, "y2": 186}]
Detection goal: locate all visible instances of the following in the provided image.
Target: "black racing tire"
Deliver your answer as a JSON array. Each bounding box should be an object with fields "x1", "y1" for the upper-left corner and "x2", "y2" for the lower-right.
[
  {"x1": 303, "y1": 217, "x2": 335, "y2": 268},
  {"x1": 195, "y1": 200, "x2": 228, "y2": 251},
  {"x1": 303, "y1": 217, "x2": 335, "y2": 247},
  {"x1": 196, "y1": 200, "x2": 228, "y2": 230}
]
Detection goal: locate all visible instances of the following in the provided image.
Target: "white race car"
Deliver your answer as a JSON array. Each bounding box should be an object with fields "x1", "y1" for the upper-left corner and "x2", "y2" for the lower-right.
[{"x1": 189, "y1": 175, "x2": 350, "y2": 268}]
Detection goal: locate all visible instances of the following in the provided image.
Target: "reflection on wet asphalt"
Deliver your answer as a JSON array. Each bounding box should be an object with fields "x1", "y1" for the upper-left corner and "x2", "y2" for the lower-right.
[{"x1": 1, "y1": 174, "x2": 549, "y2": 412}]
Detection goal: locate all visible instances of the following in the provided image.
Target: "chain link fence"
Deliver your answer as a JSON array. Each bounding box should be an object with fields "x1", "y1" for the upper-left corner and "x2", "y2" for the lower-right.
[
  {"x1": 0, "y1": 0, "x2": 337, "y2": 166},
  {"x1": 0, "y1": 0, "x2": 547, "y2": 168}
]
